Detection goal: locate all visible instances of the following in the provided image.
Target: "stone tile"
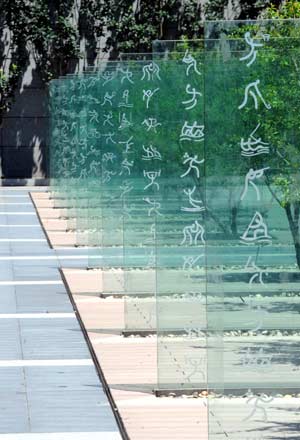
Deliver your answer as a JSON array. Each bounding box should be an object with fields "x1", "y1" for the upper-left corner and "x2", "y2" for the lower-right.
[
  {"x1": 28, "y1": 389, "x2": 119, "y2": 433},
  {"x1": 20, "y1": 319, "x2": 90, "y2": 359},
  {"x1": 0, "y1": 392, "x2": 30, "y2": 433},
  {"x1": 0, "y1": 320, "x2": 22, "y2": 359},
  {"x1": 15, "y1": 285, "x2": 72, "y2": 313}
]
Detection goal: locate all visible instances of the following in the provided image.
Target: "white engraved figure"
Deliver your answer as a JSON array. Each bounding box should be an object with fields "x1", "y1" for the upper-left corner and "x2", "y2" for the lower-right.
[
  {"x1": 88, "y1": 110, "x2": 99, "y2": 123},
  {"x1": 181, "y1": 221, "x2": 205, "y2": 246},
  {"x1": 245, "y1": 256, "x2": 268, "y2": 286},
  {"x1": 182, "y1": 255, "x2": 204, "y2": 270},
  {"x1": 142, "y1": 88, "x2": 159, "y2": 108},
  {"x1": 146, "y1": 250, "x2": 156, "y2": 269},
  {"x1": 78, "y1": 79, "x2": 86, "y2": 90},
  {"x1": 142, "y1": 145, "x2": 162, "y2": 161},
  {"x1": 242, "y1": 347, "x2": 272, "y2": 371},
  {"x1": 102, "y1": 71, "x2": 116, "y2": 85},
  {"x1": 142, "y1": 118, "x2": 161, "y2": 132},
  {"x1": 78, "y1": 169, "x2": 87, "y2": 179},
  {"x1": 239, "y1": 79, "x2": 271, "y2": 110},
  {"x1": 181, "y1": 186, "x2": 205, "y2": 212},
  {"x1": 122, "y1": 202, "x2": 135, "y2": 220},
  {"x1": 118, "y1": 67, "x2": 134, "y2": 84},
  {"x1": 89, "y1": 160, "x2": 100, "y2": 174},
  {"x1": 101, "y1": 91, "x2": 116, "y2": 106},
  {"x1": 184, "y1": 325, "x2": 204, "y2": 338},
  {"x1": 241, "y1": 167, "x2": 270, "y2": 201},
  {"x1": 143, "y1": 170, "x2": 161, "y2": 190},
  {"x1": 119, "y1": 113, "x2": 133, "y2": 130},
  {"x1": 143, "y1": 223, "x2": 156, "y2": 244},
  {"x1": 185, "y1": 356, "x2": 205, "y2": 381},
  {"x1": 103, "y1": 132, "x2": 116, "y2": 144},
  {"x1": 119, "y1": 158, "x2": 134, "y2": 176},
  {"x1": 119, "y1": 180, "x2": 134, "y2": 199},
  {"x1": 240, "y1": 31, "x2": 264, "y2": 67},
  {"x1": 245, "y1": 296, "x2": 268, "y2": 332},
  {"x1": 102, "y1": 153, "x2": 116, "y2": 163},
  {"x1": 102, "y1": 170, "x2": 117, "y2": 183},
  {"x1": 182, "y1": 49, "x2": 201, "y2": 76},
  {"x1": 180, "y1": 122, "x2": 204, "y2": 142},
  {"x1": 182, "y1": 84, "x2": 202, "y2": 110},
  {"x1": 243, "y1": 395, "x2": 273, "y2": 423},
  {"x1": 119, "y1": 136, "x2": 134, "y2": 153},
  {"x1": 143, "y1": 197, "x2": 163, "y2": 217},
  {"x1": 103, "y1": 111, "x2": 114, "y2": 127},
  {"x1": 240, "y1": 124, "x2": 270, "y2": 157},
  {"x1": 118, "y1": 90, "x2": 133, "y2": 108},
  {"x1": 141, "y1": 62, "x2": 161, "y2": 81},
  {"x1": 240, "y1": 212, "x2": 271, "y2": 244},
  {"x1": 180, "y1": 153, "x2": 204, "y2": 179}
]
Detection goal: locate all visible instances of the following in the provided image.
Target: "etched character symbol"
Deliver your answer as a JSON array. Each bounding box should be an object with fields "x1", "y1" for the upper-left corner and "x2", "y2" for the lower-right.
[
  {"x1": 118, "y1": 90, "x2": 133, "y2": 108},
  {"x1": 182, "y1": 49, "x2": 201, "y2": 76},
  {"x1": 143, "y1": 197, "x2": 163, "y2": 217},
  {"x1": 245, "y1": 296, "x2": 268, "y2": 332},
  {"x1": 242, "y1": 347, "x2": 272, "y2": 371},
  {"x1": 185, "y1": 356, "x2": 205, "y2": 381},
  {"x1": 142, "y1": 118, "x2": 161, "y2": 132},
  {"x1": 119, "y1": 136, "x2": 134, "y2": 153},
  {"x1": 119, "y1": 159, "x2": 134, "y2": 176},
  {"x1": 180, "y1": 153, "x2": 204, "y2": 179},
  {"x1": 181, "y1": 221, "x2": 205, "y2": 246},
  {"x1": 239, "y1": 79, "x2": 271, "y2": 110},
  {"x1": 141, "y1": 62, "x2": 161, "y2": 81},
  {"x1": 101, "y1": 91, "x2": 116, "y2": 106},
  {"x1": 240, "y1": 211, "x2": 271, "y2": 244},
  {"x1": 243, "y1": 395, "x2": 273, "y2": 423},
  {"x1": 180, "y1": 122, "x2": 204, "y2": 142},
  {"x1": 103, "y1": 111, "x2": 114, "y2": 127},
  {"x1": 182, "y1": 255, "x2": 204, "y2": 270},
  {"x1": 143, "y1": 88, "x2": 159, "y2": 109},
  {"x1": 182, "y1": 84, "x2": 202, "y2": 110},
  {"x1": 181, "y1": 186, "x2": 205, "y2": 212},
  {"x1": 245, "y1": 256, "x2": 268, "y2": 286},
  {"x1": 142, "y1": 145, "x2": 162, "y2": 161},
  {"x1": 88, "y1": 110, "x2": 99, "y2": 124},
  {"x1": 240, "y1": 124, "x2": 270, "y2": 157},
  {"x1": 240, "y1": 31, "x2": 264, "y2": 67},
  {"x1": 119, "y1": 67, "x2": 134, "y2": 84},
  {"x1": 119, "y1": 113, "x2": 133, "y2": 130},
  {"x1": 241, "y1": 167, "x2": 270, "y2": 201},
  {"x1": 143, "y1": 170, "x2": 161, "y2": 191}
]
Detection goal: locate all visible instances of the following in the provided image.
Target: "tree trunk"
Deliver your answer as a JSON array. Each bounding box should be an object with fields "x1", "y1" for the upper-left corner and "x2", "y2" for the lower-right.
[
  {"x1": 285, "y1": 203, "x2": 300, "y2": 269},
  {"x1": 230, "y1": 206, "x2": 238, "y2": 236}
]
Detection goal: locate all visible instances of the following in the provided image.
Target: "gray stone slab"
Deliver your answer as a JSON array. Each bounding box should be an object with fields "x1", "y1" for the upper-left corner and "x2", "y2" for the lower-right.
[
  {"x1": 0, "y1": 228, "x2": 45, "y2": 239},
  {"x1": 28, "y1": 390, "x2": 119, "y2": 433},
  {"x1": 20, "y1": 319, "x2": 90, "y2": 359},
  {"x1": 0, "y1": 320, "x2": 22, "y2": 359},
  {"x1": 15, "y1": 285, "x2": 72, "y2": 313},
  {"x1": 0, "y1": 368, "x2": 25, "y2": 392},
  {"x1": 0, "y1": 205, "x2": 35, "y2": 213},
  {"x1": 0, "y1": 286, "x2": 16, "y2": 313},
  {"x1": 12, "y1": 267, "x2": 61, "y2": 281},
  {"x1": 0, "y1": 263, "x2": 14, "y2": 281},
  {"x1": 0, "y1": 392, "x2": 30, "y2": 433},
  {"x1": 24, "y1": 366, "x2": 100, "y2": 391}
]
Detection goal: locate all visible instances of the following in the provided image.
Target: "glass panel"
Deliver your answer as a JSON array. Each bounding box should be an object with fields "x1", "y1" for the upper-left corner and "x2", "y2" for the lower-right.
[{"x1": 205, "y1": 19, "x2": 300, "y2": 439}]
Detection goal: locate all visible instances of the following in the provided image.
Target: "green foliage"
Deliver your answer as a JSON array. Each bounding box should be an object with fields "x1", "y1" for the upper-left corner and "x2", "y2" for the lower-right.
[
  {"x1": 101, "y1": 0, "x2": 202, "y2": 53},
  {"x1": 263, "y1": 0, "x2": 300, "y2": 18}
]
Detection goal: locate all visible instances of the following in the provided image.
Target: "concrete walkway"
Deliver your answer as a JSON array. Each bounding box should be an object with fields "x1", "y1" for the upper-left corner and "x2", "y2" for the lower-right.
[{"x1": 0, "y1": 187, "x2": 122, "y2": 439}]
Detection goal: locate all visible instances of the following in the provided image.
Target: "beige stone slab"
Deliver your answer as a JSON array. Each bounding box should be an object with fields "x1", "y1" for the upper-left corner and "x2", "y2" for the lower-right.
[
  {"x1": 64, "y1": 268, "x2": 208, "y2": 440},
  {"x1": 48, "y1": 231, "x2": 77, "y2": 247},
  {"x1": 41, "y1": 218, "x2": 69, "y2": 231},
  {"x1": 74, "y1": 296, "x2": 124, "y2": 331},
  {"x1": 30, "y1": 191, "x2": 51, "y2": 200},
  {"x1": 63, "y1": 269, "x2": 103, "y2": 293}
]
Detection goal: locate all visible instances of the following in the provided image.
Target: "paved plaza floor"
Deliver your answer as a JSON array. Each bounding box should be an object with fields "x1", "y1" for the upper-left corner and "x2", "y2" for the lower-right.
[{"x1": 0, "y1": 187, "x2": 122, "y2": 439}]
